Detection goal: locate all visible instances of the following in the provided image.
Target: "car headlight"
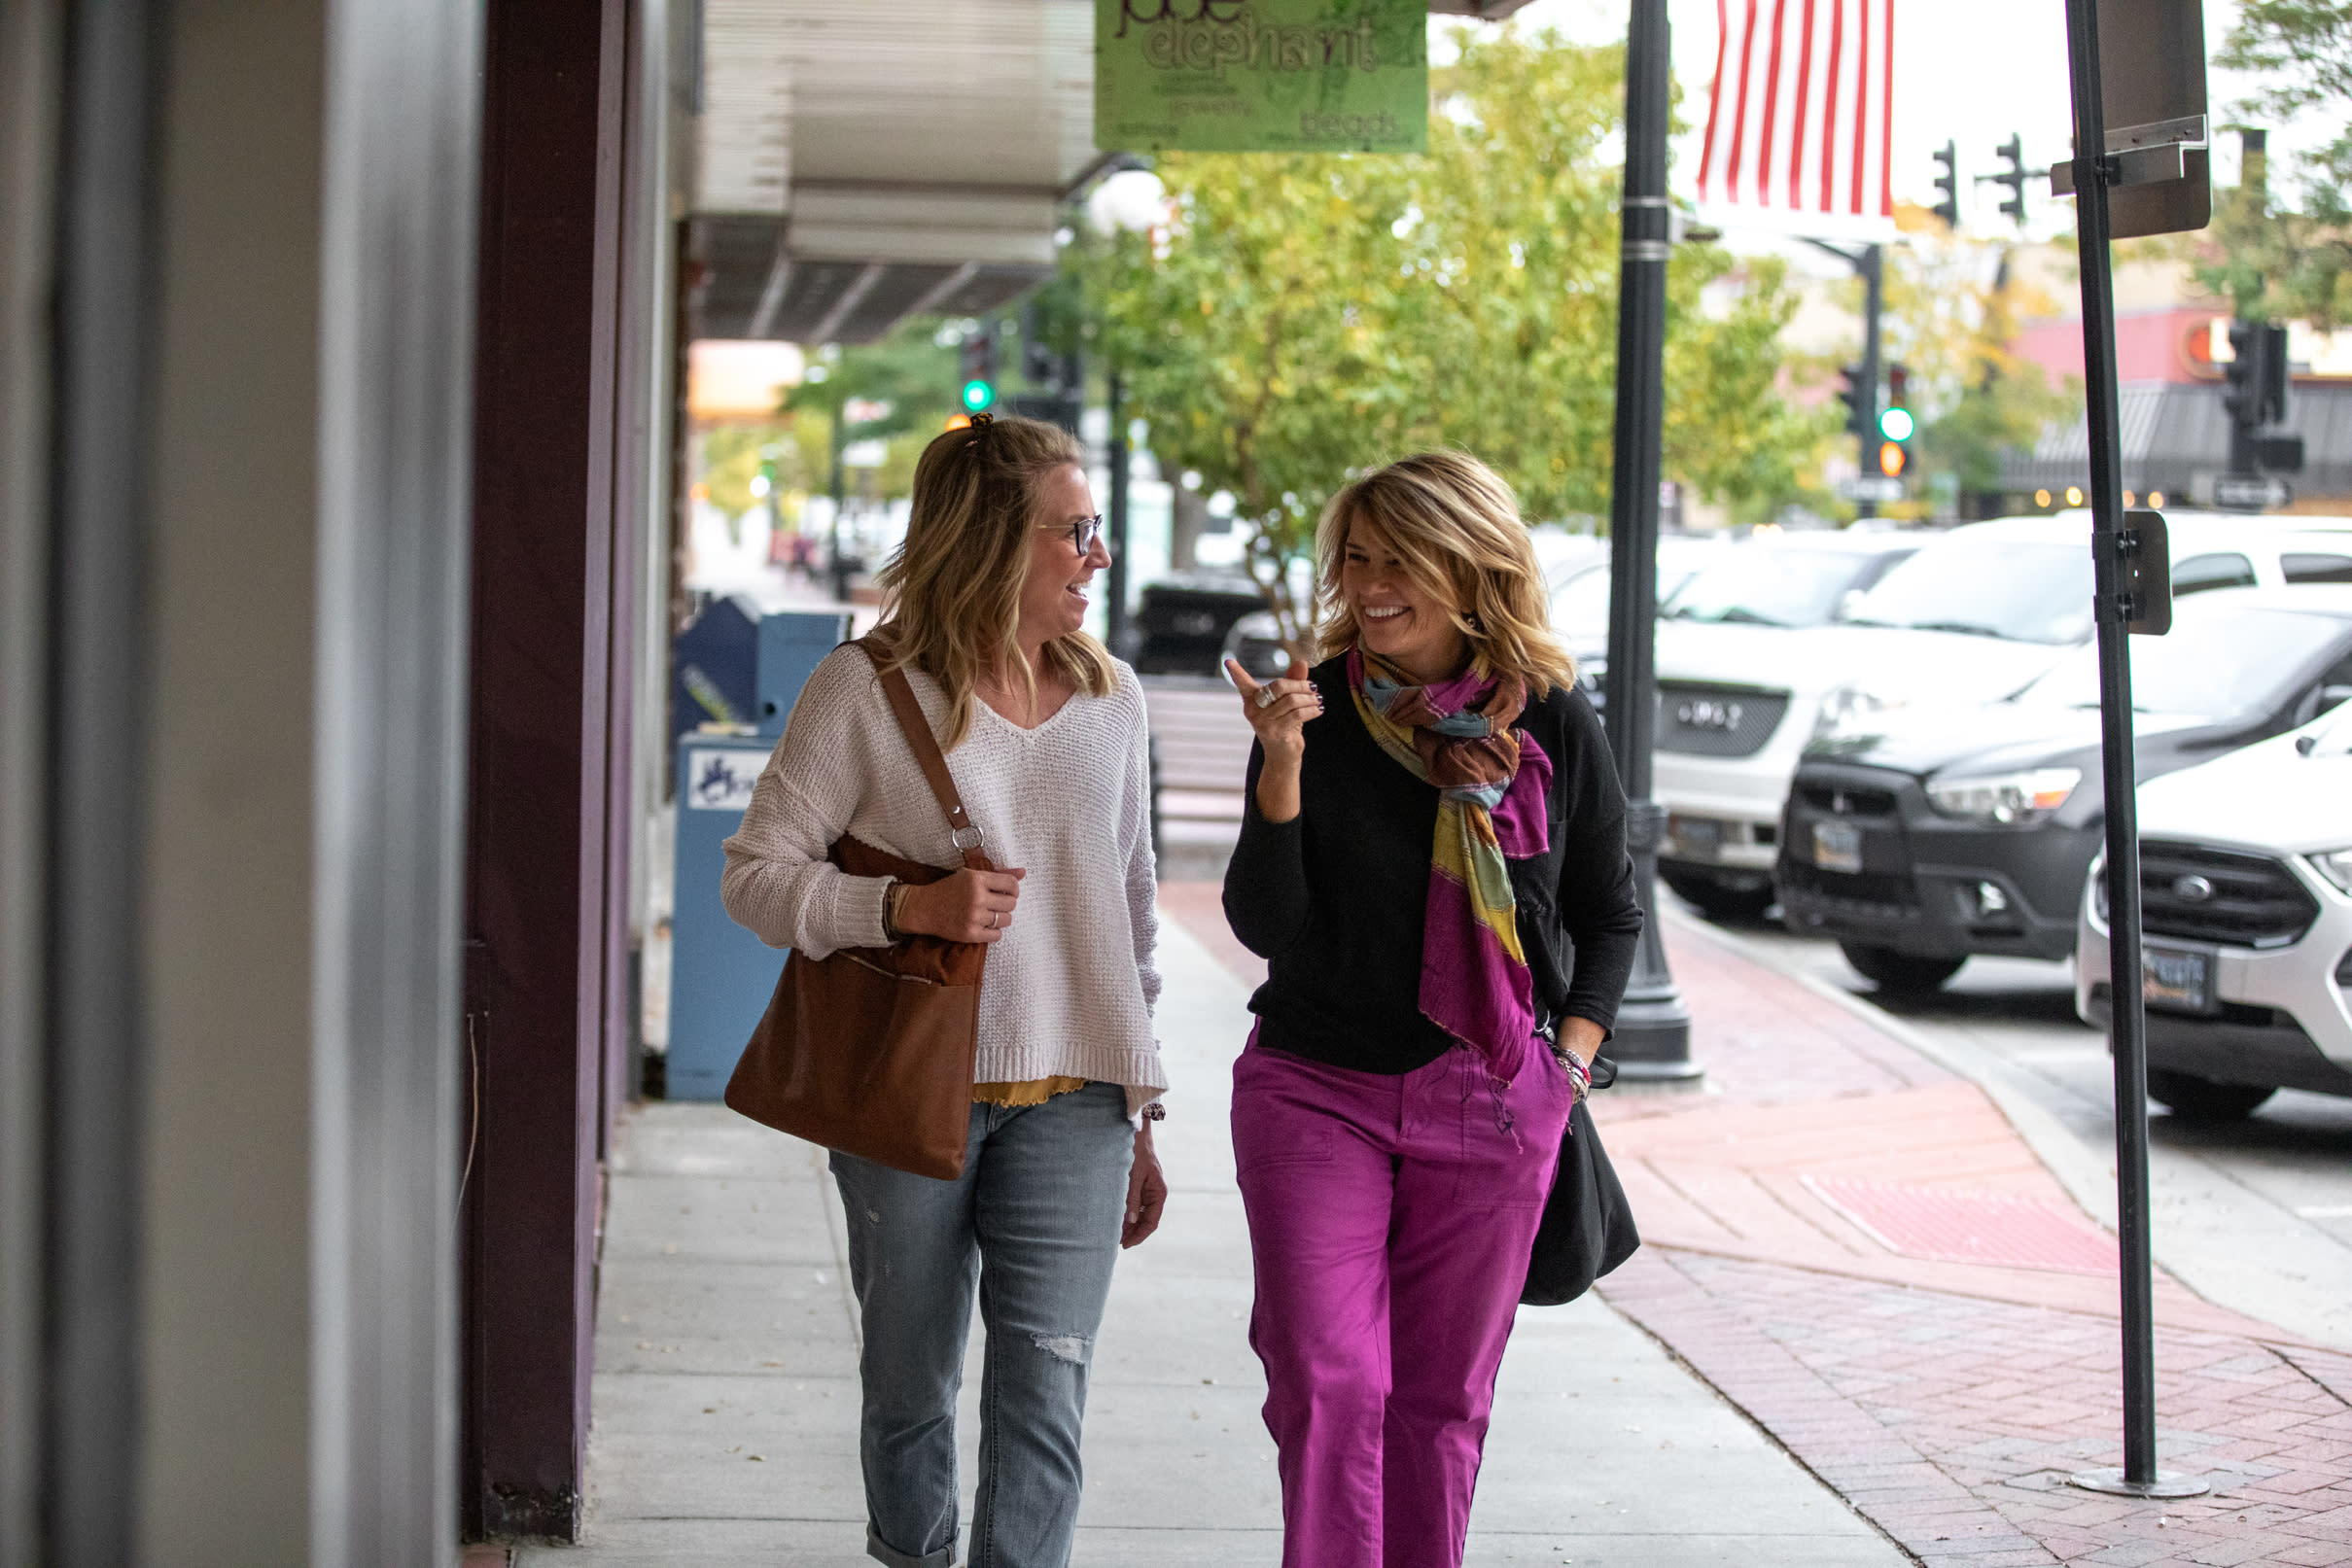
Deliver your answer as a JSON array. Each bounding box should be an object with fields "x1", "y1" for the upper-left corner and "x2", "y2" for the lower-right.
[
  {"x1": 1925, "y1": 766, "x2": 2082, "y2": 825},
  {"x1": 1811, "y1": 682, "x2": 1906, "y2": 744},
  {"x1": 2310, "y1": 847, "x2": 2352, "y2": 894}
]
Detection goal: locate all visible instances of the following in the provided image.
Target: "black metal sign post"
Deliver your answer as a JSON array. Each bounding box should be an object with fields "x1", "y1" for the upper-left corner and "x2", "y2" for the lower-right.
[
  {"x1": 1602, "y1": 0, "x2": 1699, "y2": 1082},
  {"x1": 2059, "y1": 0, "x2": 2209, "y2": 1502}
]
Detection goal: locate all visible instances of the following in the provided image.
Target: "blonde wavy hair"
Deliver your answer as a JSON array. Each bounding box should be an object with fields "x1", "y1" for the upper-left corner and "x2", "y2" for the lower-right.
[
  {"x1": 866, "y1": 414, "x2": 1116, "y2": 749},
  {"x1": 1315, "y1": 451, "x2": 1576, "y2": 698}
]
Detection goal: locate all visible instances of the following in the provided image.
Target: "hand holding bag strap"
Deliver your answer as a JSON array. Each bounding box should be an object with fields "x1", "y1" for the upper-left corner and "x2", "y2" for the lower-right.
[
  {"x1": 863, "y1": 645, "x2": 994, "y2": 873},
  {"x1": 722, "y1": 644, "x2": 990, "y2": 1181}
]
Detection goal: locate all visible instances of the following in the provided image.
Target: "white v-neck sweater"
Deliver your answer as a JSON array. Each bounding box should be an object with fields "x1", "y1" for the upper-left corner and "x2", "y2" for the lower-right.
[{"x1": 720, "y1": 644, "x2": 1166, "y2": 1116}]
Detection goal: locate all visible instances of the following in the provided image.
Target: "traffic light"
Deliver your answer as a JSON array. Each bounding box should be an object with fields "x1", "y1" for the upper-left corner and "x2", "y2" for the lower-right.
[
  {"x1": 1837, "y1": 364, "x2": 1869, "y2": 439},
  {"x1": 1019, "y1": 301, "x2": 1060, "y2": 389},
  {"x1": 1931, "y1": 141, "x2": 1959, "y2": 228},
  {"x1": 1878, "y1": 363, "x2": 1914, "y2": 446},
  {"x1": 2224, "y1": 319, "x2": 2288, "y2": 429},
  {"x1": 958, "y1": 324, "x2": 1000, "y2": 414},
  {"x1": 1872, "y1": 364, "x2": 1913, "y2": 480},
  {"x1": 1987, "y1": 133, "x2": 2027, "y2": 226}
]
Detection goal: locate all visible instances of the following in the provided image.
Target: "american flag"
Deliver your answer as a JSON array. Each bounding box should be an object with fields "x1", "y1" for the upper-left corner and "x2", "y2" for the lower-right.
[{"x1": 1693, "y1": 0, "x2": 1896, "y2": 234}]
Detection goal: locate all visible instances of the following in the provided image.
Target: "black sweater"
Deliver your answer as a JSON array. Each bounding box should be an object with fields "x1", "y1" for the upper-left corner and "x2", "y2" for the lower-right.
[{"x1": 1221, "y1": 656, "x2": 1645, "y2": 1075}]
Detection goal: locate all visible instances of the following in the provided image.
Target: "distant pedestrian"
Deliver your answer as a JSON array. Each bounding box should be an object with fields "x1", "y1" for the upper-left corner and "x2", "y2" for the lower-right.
[
  {"x1": 1221, "y1": 451, "x2": 1644, "y2": 1568},
  {"x1": 722, "y1": 412, "x2": 1169, "y2": 1568}
]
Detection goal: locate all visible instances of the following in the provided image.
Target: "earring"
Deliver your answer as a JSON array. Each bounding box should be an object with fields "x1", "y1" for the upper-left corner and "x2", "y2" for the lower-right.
[{"x1": 1465, "y1": 611, "x2": 1485, "y2": 636}]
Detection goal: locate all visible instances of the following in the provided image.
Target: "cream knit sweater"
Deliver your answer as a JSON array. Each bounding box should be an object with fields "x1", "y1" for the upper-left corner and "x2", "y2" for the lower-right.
[{"x1": 720, "y1": 645, "x2": 1166, "y2": 1117}]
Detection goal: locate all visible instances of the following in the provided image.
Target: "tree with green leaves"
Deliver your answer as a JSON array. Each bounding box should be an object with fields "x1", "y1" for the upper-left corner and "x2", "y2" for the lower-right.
[
  {"x1": 700, "y1": 423, "x2": 803, "y2": 524},
  {"x1": 782, "y1": 317, "x2": 965, "y2": 502},
  {"x1": 1078, "y1": 24, "x2": 1831, "y2": 643},
  {"x1": 2189, "y1": 0, "x2": 2352, "y2": 327}
]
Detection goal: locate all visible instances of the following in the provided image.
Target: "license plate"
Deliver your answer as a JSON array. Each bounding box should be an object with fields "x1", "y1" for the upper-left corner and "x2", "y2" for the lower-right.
[
  {"x1": 1667, "y1": 814, "x2": 1727, "y2": 859},
  {"x1": 2142, "y1": 943, "x2": 2216, "y2": 1014},
  {"x1": 1811, "y1": 819, "x2": 1863, "y2": 874}
]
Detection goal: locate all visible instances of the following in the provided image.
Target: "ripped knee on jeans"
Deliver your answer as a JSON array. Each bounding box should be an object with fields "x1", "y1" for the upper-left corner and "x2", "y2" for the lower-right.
[{"x1": 1029, "y1": 1331, "x2": 1091, "y2": 1365}]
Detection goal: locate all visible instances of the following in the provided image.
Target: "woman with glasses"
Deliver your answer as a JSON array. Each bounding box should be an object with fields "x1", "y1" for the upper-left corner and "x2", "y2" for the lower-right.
[
  {"x1": 1220, "y1": 451, "x2": 1643, "y2": 1568},
  {"x1": 722, "y1": 412, "x2": 1168, "y2": 1568}
]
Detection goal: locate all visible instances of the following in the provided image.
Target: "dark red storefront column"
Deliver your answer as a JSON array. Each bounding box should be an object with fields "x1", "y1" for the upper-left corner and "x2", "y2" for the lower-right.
[{"x1": 460, "y1": 0, "x2": 634, "y2": 1541}]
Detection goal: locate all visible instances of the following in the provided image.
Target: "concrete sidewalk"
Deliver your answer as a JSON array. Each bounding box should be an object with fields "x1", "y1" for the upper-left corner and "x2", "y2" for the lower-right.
[{"x1": 521, "y1": 911, "x2": 1907, "y2": 1566}]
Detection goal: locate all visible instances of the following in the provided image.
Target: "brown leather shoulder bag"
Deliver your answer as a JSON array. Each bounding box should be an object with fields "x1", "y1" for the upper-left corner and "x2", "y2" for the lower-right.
[{"x1": 724, "y1": 644, "x2": 989, "y2": 1179}]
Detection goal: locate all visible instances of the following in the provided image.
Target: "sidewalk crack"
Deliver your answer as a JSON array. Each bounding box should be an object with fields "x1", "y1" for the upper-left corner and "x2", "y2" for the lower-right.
[{"x1": 2269, "y1": 1344, "x2": 2352, "y2": 1411}]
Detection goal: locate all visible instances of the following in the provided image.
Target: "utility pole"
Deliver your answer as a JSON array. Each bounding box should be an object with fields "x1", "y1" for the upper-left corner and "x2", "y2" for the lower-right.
[{"x1": 1601, "y1": 0, "x2": 1699, "y2": 1082}]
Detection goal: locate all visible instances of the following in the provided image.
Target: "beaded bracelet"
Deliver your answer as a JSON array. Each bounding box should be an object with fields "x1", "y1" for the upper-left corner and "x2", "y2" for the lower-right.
[{"x1": 1551, "y1": 1043, "x2": 1592, "y2": 1101}]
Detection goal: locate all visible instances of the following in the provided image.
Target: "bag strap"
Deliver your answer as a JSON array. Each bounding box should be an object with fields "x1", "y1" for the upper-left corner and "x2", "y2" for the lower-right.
[{"x1": 860, "y1": 644, "x2": 993, "y2": 872}]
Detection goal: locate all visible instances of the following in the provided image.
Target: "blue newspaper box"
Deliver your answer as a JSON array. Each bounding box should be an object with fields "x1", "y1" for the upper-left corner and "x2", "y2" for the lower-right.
[
  {"x1": 670, "y1": 595, "x2": 759, "y2": 747},
  {"x1": 665, "y1": 610, "x2": 848, "y2": 1099}
]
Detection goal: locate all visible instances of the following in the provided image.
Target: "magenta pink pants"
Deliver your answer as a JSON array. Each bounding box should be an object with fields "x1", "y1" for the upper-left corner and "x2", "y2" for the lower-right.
[{"x1": 1231, "y1": 1039, "x2": 1572, "y2": 1568}]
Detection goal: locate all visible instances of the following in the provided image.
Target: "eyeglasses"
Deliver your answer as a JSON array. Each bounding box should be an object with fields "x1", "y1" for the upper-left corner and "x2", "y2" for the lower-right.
[{"x1": 1047, "y1": 514, "x2": 1105, "y2": 555}]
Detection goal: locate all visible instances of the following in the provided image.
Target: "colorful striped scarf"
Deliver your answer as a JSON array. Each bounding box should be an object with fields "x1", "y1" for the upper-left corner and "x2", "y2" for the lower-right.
[{"x1": 1348, "y1": 647, "x2": 1554, "y2": 1084}]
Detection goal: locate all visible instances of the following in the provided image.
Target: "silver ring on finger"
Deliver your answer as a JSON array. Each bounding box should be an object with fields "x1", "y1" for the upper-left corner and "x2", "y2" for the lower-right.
[{"x1": 1255, "y1": 686, "x2": 1276, "y2": 710}]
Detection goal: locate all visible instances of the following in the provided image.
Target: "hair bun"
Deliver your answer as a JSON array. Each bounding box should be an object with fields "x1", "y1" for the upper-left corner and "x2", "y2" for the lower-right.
[{"x1": 968, "y1": 411, "x2": 994, "y2": 426}]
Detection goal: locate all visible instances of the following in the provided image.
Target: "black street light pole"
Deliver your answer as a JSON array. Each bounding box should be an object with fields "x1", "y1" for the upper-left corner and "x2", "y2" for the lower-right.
[
  {"x1": 1602, "y1": 0, "x2": 1698, "y2": 1082},
  {"x1": 826, "y1": 408, "x2": 852, "y2": 606},
  {"x1": 1799, "y1": 237, "x2": 1883, "y2": 517},
  {"x1": 1106, "y1": 368, "x2": 1131, "y2": 656},
  {"x1": 1854, "y1": 244, "x2": 1883, "y2": 519}
]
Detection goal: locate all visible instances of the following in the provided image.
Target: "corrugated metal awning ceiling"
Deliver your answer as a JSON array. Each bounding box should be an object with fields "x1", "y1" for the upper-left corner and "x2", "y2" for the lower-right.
[
  {"x1": 692, "y1": 0, "x2": 1105, "y2": 343},
  {"x1": 691, "y1": 0, "x2": 1536, "y2": 343}
]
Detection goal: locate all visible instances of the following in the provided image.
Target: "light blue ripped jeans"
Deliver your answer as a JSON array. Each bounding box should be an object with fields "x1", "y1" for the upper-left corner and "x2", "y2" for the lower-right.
[{"x1": 830, "y1": 1082, "x2": 1136, "y2": 1568}]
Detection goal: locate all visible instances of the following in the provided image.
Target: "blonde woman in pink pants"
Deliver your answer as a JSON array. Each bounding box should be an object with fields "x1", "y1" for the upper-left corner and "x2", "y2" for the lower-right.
[{"x1": 1220, "y1": 453, "x2": 1643, "y2": 1568}]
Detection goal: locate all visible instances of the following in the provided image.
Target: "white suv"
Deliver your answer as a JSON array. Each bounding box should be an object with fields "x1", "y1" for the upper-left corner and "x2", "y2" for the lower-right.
[
  {"x1": 2075, "y1": 702, "x2": 2352, "y2": 1120},
  {"x1": 1653, "y1": 512, "x2": 2352, "y2": 921}
]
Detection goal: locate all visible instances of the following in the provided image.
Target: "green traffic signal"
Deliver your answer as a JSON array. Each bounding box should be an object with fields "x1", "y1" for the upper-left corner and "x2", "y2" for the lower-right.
[
  {"x1": 1878, "y1": 405, "x2": 1915, "y2": 442},
  {"x1": 961, "y1": 378, "x2": 996, "y2": 413}
]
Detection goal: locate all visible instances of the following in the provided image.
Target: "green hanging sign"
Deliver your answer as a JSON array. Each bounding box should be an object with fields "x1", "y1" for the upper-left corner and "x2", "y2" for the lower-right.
[{"x1": 1095, "y1": 0, "x2": 1427, "y2": 154}]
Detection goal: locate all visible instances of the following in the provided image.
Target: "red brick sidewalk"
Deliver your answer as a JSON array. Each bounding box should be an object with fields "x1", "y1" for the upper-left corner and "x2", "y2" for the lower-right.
[{"x1": 1159, "y1": 887, "x2": 2352, "y2": 1568}]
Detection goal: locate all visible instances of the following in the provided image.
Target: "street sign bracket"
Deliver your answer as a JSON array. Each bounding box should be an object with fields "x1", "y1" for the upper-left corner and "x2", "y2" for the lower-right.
[
  {"x1": 2107, "y1": 112, "x2": 2210, "y2": 152},
  {"x1": 2050, "y1": 142, "x2": 2187, "y2": 195},
  {"x1": 2108, "y1": 510, "x2": 2172, "y2": 636}
]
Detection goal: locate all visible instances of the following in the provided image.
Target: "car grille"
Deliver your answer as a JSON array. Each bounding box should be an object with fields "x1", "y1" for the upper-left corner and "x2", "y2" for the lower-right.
[
  {"x1": 1797, "y1": 781, "x2": 1899, "y2": 819},
  {"x1": 1655, "y1": 682, "x2": 1789, "y2": 758},
  {"x1": 1779, "y1": 860, "x2": 1920, "y2": 913},
  {"x1": 2137, "y1": 840, "x2": 2319, "y2": 949}
]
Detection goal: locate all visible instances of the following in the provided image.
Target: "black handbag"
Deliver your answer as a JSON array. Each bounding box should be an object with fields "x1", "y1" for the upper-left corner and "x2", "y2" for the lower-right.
[{"x1": 1520, "y1": 1055, "x2": 1641, "y2": 1307}]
